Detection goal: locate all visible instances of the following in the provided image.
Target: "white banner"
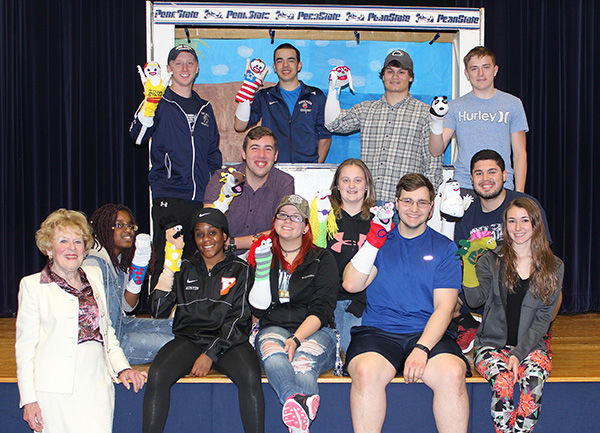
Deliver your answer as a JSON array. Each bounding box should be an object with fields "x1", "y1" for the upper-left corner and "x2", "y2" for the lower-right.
[{"x1": 153, "y1": 2, "x2": 481, "y2": 30}]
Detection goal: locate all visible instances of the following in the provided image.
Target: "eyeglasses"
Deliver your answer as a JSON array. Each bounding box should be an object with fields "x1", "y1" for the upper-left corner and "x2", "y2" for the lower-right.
[
  {"x1": 275, "y1": 212, "x2": 304, "y2": 223},
  {"x1": 398, "y1": 198, "x2": 432, "y2": 209},
  {"x1": 112, "y1": 222, "x2": 138, "y2": 231}
]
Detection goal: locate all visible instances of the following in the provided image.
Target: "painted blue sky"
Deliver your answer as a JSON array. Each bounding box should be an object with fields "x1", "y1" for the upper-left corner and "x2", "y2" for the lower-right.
[{"x1": 176, "y1": 37, "x2": 452, "y2": 163}]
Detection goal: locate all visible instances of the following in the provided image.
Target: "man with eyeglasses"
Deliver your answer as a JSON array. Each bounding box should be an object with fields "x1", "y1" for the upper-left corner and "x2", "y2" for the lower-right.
[
  {"x1": 204, "y1": 126, "x2": 294, "y2": 254},
  {"x1": 325, "y1": 49, "x2": 442, "y2": 202},
  {"x1": 342, "y1": 173, "x2": 470, "y2": 433}
]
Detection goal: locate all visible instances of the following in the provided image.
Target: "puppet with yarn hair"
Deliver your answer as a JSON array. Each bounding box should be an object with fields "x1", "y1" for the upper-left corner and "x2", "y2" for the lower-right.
[
  {"x1": 136, "y1": 61, "x2": 172, "y2": 127},
  {"x1": 309, "y1": 190, "x2": 338, "y2": 248}
]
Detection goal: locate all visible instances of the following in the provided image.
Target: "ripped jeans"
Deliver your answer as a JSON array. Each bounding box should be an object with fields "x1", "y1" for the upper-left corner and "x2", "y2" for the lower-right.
[{"x1": 256, "y1": 326, "x2": 336, "y2": 404}]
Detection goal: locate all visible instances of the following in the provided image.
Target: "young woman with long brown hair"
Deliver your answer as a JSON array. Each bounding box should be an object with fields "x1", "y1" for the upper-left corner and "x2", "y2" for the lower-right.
[{"x1": 463, "y1": 197, "x2": 563, "y2": 433}]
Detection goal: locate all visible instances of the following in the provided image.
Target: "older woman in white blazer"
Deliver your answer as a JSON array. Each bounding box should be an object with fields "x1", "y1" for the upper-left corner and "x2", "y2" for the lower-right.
[{"x1": 16, "y1": 209, "x2": 146, "y2": 433}]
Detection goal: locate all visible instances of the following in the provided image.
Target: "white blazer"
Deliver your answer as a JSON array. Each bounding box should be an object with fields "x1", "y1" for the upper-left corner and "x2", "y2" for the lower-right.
[{"x1": 15, "y1": 265, "x2": 130, "y2": 407}]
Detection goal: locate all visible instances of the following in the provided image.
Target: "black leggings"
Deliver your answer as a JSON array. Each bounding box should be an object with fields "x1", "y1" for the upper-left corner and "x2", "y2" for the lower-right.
[{"x1": 142, "y1": 337, "x2": 265, "y2": 433}]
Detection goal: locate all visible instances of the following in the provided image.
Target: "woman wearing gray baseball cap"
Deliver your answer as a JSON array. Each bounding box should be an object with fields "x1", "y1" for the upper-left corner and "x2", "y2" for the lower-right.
[{"x1": 248, "y1": 195, "x2": 339, "y2": 433}]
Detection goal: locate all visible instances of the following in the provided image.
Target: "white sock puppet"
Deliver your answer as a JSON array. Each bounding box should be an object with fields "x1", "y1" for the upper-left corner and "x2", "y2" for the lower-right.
[{"x1": 350, "y1": 202, "x2": 395, "y2": 275}]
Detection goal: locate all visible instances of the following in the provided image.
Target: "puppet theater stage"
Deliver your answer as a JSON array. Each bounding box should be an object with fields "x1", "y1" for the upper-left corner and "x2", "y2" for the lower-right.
[{"x1": 2, "y1": 3, "x2": 598, "y2": 432}]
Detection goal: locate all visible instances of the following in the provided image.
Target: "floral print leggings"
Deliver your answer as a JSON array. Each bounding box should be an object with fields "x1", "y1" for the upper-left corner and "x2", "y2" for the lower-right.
[{"x1": 474, "y1": 347, "x2": 551, "y2": 433}]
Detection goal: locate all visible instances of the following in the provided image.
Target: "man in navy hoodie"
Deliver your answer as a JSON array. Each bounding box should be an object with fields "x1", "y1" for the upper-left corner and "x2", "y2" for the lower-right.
[
  {"x1": 233, "y1": 43, "x2": 331, "y2": 163},
  {"x1": 130, "y1": 44, "x2": 222, "y2": 289}
]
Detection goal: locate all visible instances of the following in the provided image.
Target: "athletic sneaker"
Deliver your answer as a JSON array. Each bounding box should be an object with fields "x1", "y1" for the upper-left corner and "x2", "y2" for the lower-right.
[
  {"x1": 453, "y1": 313, "x2": 481, "y2": 353},
  {"x1": 282, "y1": 393, "x2": 320, "y2": 433},
  {"x1": 456, "y1": 324, "x2": 478, "y2": 353}
]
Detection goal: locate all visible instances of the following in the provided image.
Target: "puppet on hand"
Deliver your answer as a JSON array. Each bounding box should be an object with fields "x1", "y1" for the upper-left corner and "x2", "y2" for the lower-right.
[
  {"x1": 329, "y1": 65, "x2": 355, "y2": 95},
  {"x1": 439, "y1": 178, "x2": 473, "y2": 218},
  {"x1": 235, "y1": 58, "x2": 269, "y2": 104},
  {"x1": 209, "y1": 167, "x2": 246, "y2": 214},
  {"x1": 137, "y1": 61, "x2": 172, "y2": 127},
  {"x1": 309, "y1": 190, "x2": 338, "y2": 248}
]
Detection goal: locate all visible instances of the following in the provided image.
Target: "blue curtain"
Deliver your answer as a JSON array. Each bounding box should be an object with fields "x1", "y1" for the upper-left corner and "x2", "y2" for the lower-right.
[
  {"x1": 0, "y1": 0, "x2": 597, "y2": 314},
  {"x1": 457, "y1": 0, "x2": 599, "y2": 312},
  {"x1": 0, "y1": 0, "x2": 148, "y2": 314}
]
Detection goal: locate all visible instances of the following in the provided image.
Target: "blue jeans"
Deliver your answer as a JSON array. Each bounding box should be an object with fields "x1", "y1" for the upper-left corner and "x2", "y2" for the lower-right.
[
  {"x1": 119, "y1": 316, "x2": 174, "y2": 364},
  {"x1": 256, "y1": 326, "x2": 336, "y2": 404},
  {"x1": 84, "y1": 253, "x2": 174, "y2": 364},
  {"x1": 334, "y1": 300, "x2": 362, "y2": 354}
]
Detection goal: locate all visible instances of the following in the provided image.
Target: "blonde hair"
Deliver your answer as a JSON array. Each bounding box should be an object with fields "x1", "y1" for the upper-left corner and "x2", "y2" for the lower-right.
[
  {"x1": 329, "y1": 158, "x2": 376, "y2": 220},
  {"x1": 35, "y1": 209, "x2": 94, "y2": 255}
]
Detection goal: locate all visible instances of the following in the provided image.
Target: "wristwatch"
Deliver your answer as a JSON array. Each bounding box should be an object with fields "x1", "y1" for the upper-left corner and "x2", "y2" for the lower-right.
[{"x1": 228, "y1": 237, "x2": 237, "y2": 252}]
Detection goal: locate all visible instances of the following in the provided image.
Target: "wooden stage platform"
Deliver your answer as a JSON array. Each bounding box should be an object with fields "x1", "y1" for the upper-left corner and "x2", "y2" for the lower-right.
[
  {"x1": 2, "y1": 313, "x2": 599, "y2": 384},
  {"x1": 1, "y1": 314, "x2": 599, "y2": 432}
]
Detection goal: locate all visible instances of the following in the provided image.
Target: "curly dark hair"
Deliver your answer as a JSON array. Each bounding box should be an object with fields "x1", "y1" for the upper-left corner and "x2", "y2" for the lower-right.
[{"x1": 89, "y1": 204, "x2": 136, "y2": 272}]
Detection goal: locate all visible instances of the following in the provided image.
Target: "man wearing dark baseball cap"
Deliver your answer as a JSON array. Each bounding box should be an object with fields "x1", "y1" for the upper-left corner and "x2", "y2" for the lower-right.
[
  {"x1": 383, "y1": 49, "x2": 414, "y2": 72},
  {"x1": 130, "y1": 43, "x2": 222, "y2": 290},
  {"x1": 167, "y1": 44, "x2": 199, "y2": 64},
  {"x1": 325, "y1": 48, "x2": 442, "y2": 204}
]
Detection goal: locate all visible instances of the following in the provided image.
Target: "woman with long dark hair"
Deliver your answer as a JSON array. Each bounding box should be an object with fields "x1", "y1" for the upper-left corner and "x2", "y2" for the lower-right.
[
  {"x1": 248, "y1": 195, "x2": 338, "y2": 433},
  {"x1": 462, "y1": 197, "x2": 563, "y2": 432},
  {"x1": 84, "y1": 204, "x2": 173, "y2": 364}
]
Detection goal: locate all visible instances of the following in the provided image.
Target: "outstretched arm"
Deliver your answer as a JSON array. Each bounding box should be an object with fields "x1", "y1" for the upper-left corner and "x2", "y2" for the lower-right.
[
  {"x1": 343, "y1": 203, "x2": 395, "y2": 292},
  {"x1": 429, "y1": 128, "x2": 454, "y2": 157}
]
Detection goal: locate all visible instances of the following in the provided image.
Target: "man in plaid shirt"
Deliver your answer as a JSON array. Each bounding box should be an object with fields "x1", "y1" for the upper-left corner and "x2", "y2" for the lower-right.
[{"x1": 325, "y1": 50, "x2": 442, "y2": 202}]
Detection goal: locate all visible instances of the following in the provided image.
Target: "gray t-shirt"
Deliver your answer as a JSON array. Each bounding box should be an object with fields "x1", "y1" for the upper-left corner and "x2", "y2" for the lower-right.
[{"x1": 445, "y1": 90, "x2": 529, "y2": 190}]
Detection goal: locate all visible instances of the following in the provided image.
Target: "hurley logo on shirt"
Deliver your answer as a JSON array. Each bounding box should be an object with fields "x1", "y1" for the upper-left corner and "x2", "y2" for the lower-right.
[
  {"x1": 457, "y1": 110, "x2": 510, "y2": 124},
  {"x1": 221, "y1": 277, "x2": 236, "y2": 295}
]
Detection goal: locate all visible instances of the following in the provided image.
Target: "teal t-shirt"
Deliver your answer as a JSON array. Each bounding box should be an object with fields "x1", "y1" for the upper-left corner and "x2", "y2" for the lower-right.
[{"x1": 279, "y1": 85, "x2": 301, "y2": 116}]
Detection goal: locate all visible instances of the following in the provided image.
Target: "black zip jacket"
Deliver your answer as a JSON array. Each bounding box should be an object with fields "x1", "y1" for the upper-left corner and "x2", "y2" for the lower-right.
[
  {"x1": 252, "y1": 247, "x2": 338, "y2": 332},
  {"x1": 150, "y1": 252, "x2": 254, "y2": 362},
  {"x1": 129, "y1": 87, "x2": 222, "y2": 201}
]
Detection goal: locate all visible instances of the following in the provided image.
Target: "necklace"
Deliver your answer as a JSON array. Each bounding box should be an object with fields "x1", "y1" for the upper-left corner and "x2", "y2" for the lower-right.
[{"x1": 281, "y1": 246, "x2": 301, "y2": 254}]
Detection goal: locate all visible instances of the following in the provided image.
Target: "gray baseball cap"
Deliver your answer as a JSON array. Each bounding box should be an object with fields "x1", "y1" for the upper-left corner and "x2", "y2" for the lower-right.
[{"x1": 384, "y1": 49, "x2": 413, "y2": 71}]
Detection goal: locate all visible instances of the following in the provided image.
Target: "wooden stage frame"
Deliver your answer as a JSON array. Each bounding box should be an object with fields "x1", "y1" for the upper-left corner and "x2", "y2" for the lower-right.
[
  {"x1": 2, "y1": 313, "x2": 599, "y2": 384},
  {"x1": 2, "y1": 314, "x2": 599, "y2": 432}
]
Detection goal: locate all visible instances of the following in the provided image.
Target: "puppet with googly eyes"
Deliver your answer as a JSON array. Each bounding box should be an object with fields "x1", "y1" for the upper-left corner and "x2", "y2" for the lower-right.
[
  {"x1": 136, "y1": 61, "x2": 172, "y2": 127},
  {"x1": 235, "y1": 58, "x2": 269, "y2": 103}
]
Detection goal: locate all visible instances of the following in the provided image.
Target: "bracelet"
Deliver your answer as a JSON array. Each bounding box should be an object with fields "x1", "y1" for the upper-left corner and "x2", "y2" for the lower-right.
[
  {"x1": 414, "y1": 343, "x2": 430, "y2": 355},
  {"x1": 289, "y1": 335, "x2": 301, "y2": 347}
]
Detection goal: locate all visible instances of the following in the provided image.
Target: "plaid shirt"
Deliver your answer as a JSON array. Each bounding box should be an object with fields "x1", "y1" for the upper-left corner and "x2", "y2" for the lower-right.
[
  {"x1": 327, "y1": 95, "x2": 442, "y2": 202},
  {"x1": 40, "y1": 265, "x2": 103, "y2": 344}
]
